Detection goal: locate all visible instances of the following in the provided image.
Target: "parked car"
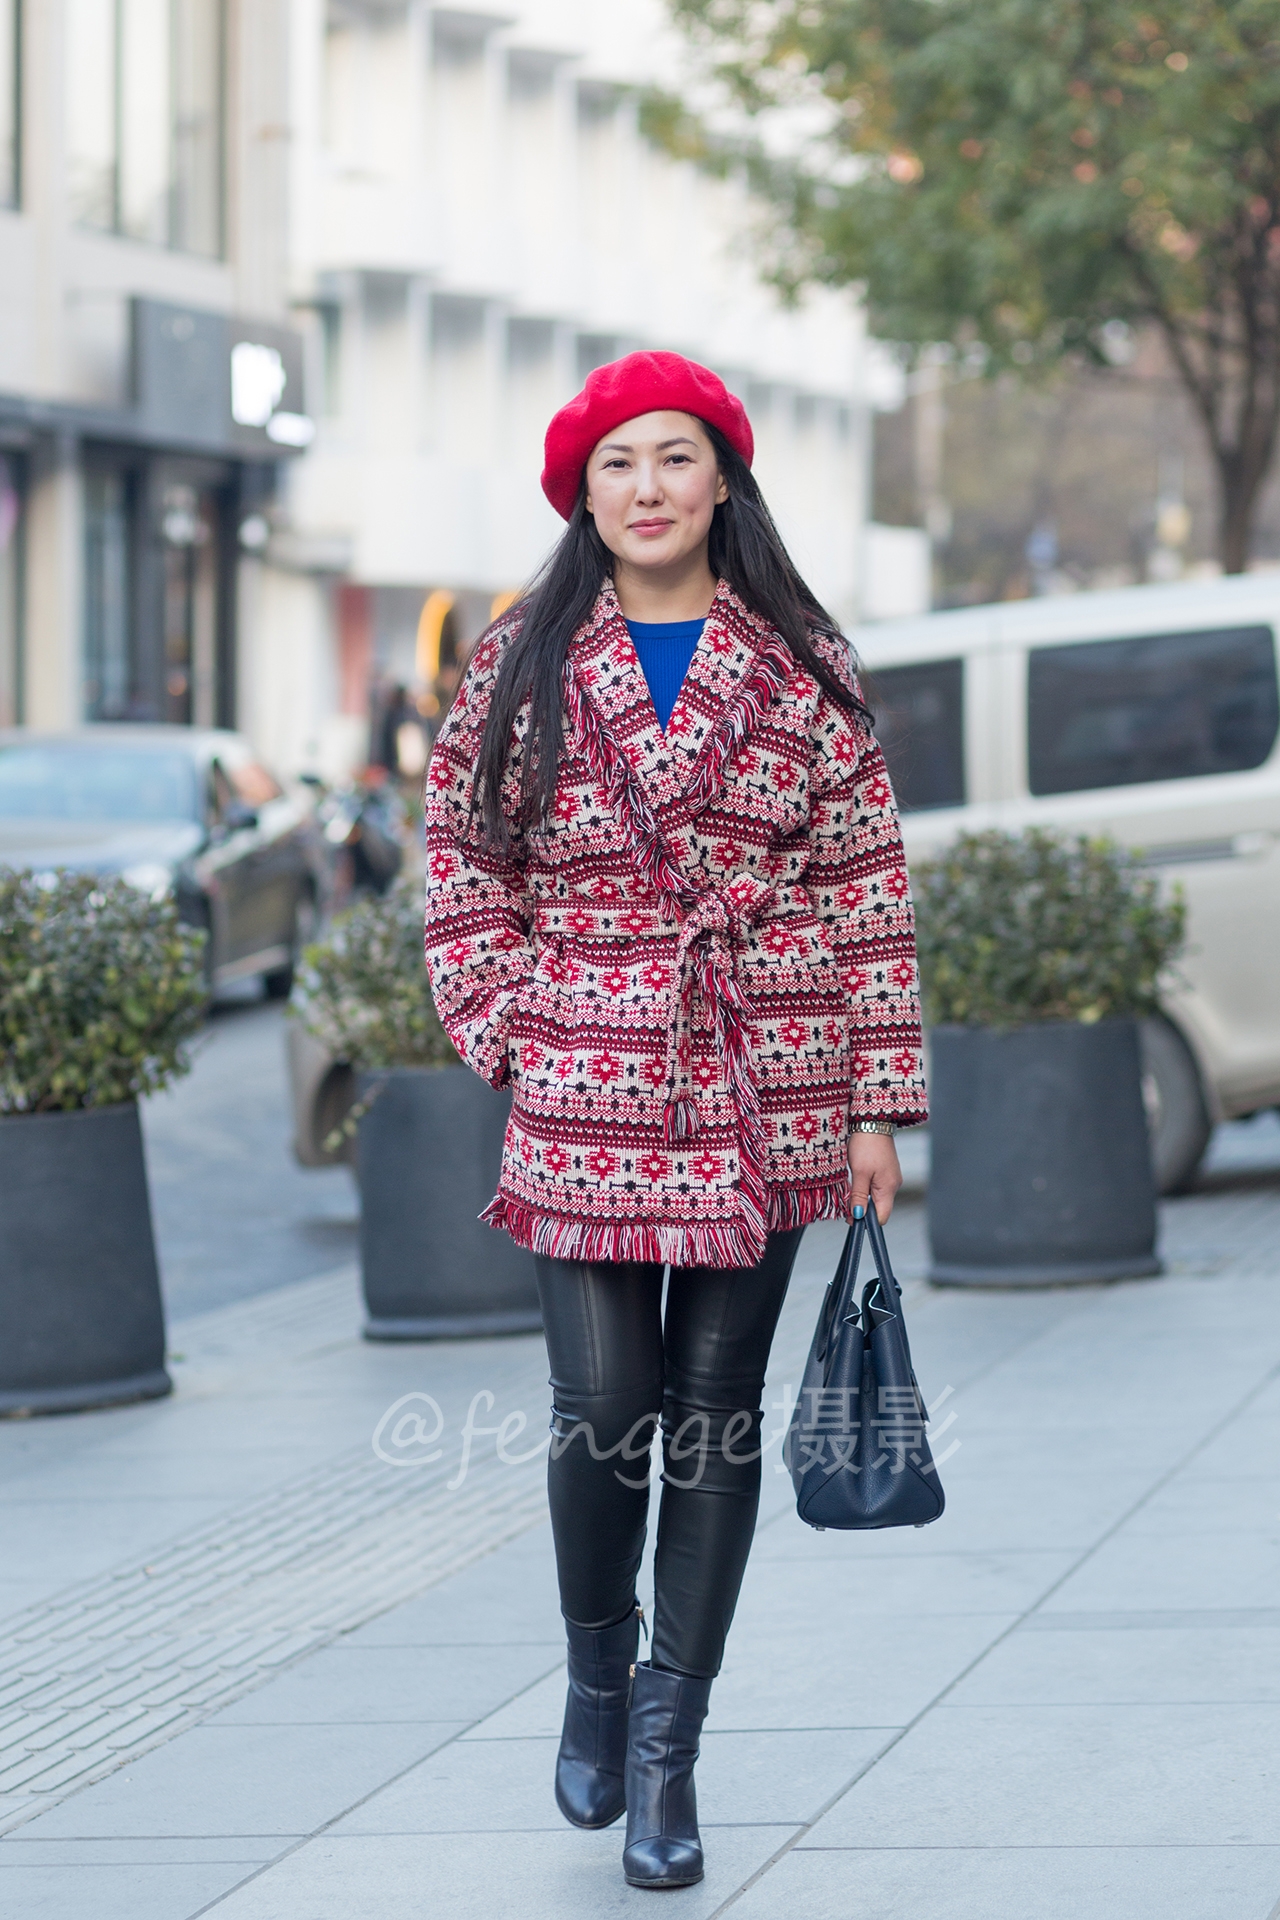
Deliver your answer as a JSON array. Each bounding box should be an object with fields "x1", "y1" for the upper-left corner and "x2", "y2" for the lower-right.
[
  {"x1": 854, "y1": 573, "x2": 1280, "y2": 1190},
  {"x1": 0, "y1": 727, "x2": 327, "y2": 999}
]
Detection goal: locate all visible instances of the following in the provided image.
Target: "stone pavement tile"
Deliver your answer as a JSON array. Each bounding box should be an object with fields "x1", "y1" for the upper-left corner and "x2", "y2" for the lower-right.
[
  {"x1": 807, "y1": 1703, "x2": 1280, "y2": 1847},
  {"x1": 1125, "y1": 1474, "x2": 1280, "y2": 1535},
  {"x1": 1247, "y1": 1370, "x2": 1280, "y2": 1415},
  {"x1": 0, "y1": 1498, "x2": 234, "y2": 1599},
  {"x1": 329, "y1": 1733, "x2": 565, "y2": 1834},
  {"x1": 1184, "y1": 1410, "x2": 1280, "y2": 1479},
  {"x1": 0, "y1": 1859, "x2": 266, "y2": 1920},
  {"x1": 0, "y1": 1584, "x2": 46, "y2": 1622},
  {"x1": 1, "y1": 1836, "x2": 280, "y2": 1862},
  {"x1": 14, "y1": 1719, "x2": 466, "y2": 1839},
  {"x1": 903, "y1": 1282, "x2": 1079, "y2": 1353},
  {"x1": 930, "y1": 1423, "x2": 1207, "y2": 1484},
  {"x1": 947, "y1": 1622, "x2": 1280, "y2": 1707},
  {"x1": 711, "y1": 1606, "x2": 1018, "y2": 1731},
  {"x1": 443, "y1": 1573, "x2": 942, "y2": 1752},
  {"x1": 1, "y1": 1432, "x2": 353, "y2": 1511},
  {"x1": 460, "y1": 1667, "x2": 565, "y2": 1740},
  {"x1": 336, "y1": 1727, "x2": 892, "y2": 1835},
  {"x1": 1038, "y1": 1525, "x2": 1280, "y2": 1614},
  {"x1": 208, "y1": 1641, "x2": 564, "y2": 1726},
  {"x1": 934, "y1": 1340, "x2": 1255, "y2": 1427},
  {"x1": 730, "y1": 1843, "x2": 1280, "y2": 1920},
  {"x1": 199, "y1": 1824, "x2": 801, "y2": 1920},
  {"x1": 881, "y1": 1468, "x2": 1158, "y2": 1553},
  {"x1": 344, "y1": 1525, "x2": 562, "y2": 1648},
  {"x1": 746, "y1": 1527, "x2": 1079, "y2": 1614},
  {"x1": 945, "y1": 1320, "x2": 1242, "y2": 1420},
  {"x1": 697, "y1": 1727, "x2": 896, "y2": 1826}
]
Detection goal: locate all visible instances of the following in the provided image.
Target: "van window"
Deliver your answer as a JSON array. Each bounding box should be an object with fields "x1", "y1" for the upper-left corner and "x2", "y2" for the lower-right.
[
  {"x1": 1027, "y1": 625, "x2": 1279, "y2": 795},
  {"x1": 868, "y1": 657, "x2": 965, "y2": 811}
]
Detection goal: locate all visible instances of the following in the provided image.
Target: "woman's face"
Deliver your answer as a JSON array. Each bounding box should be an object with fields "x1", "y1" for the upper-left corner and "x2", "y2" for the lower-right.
[{"x1": 584, "y1": 411, "x2": 728, "y2": 573}]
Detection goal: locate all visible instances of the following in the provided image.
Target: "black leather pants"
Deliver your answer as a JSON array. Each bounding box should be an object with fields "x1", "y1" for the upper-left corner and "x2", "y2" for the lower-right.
[{"x1": 534, "y1": 1229, "x2": 803, "y2": 1680}]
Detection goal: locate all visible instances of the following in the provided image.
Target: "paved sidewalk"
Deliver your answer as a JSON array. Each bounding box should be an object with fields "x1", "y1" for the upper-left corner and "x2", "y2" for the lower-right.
[
  {"x1": 2, "y1": 1166, "x2": 1280, "y2": 1919},
  {"x1": 142, "y1": 998, "x2": 357, "y2": 1318}
]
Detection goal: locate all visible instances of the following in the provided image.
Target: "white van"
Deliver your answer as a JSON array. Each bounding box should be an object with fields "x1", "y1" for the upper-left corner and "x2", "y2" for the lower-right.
[{"x1": 853, "y1": 574, "x2": 1280, "y2": 1191}]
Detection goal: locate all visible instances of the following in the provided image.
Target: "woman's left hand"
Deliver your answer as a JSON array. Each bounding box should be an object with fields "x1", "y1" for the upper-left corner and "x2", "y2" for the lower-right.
[{"x1": 847, "y1": 1130, "x2": 903, "y2": 1223}]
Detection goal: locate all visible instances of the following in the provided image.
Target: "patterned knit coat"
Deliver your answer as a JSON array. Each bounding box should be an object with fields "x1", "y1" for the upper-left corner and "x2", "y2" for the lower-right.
[{"x1": 423, "y1": 580, "x2": 927, "y2": 1269}]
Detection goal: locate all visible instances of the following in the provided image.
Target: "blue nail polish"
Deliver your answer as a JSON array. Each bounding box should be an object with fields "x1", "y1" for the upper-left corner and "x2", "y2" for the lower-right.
[{"x1": 853, "y1": 1204, "x2": 865, "y2": 1219}]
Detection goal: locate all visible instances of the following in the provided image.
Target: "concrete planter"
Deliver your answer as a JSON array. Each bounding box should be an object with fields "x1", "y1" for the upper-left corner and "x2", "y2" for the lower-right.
[
  {"x1": 0, "y1": 1103, "x2": 171, "y2": 1414},
  {"x1": 357, "y1": 1067, "x2": 541, "y2": 1339},
  {"x1": 927, "y1": 1018, "x2": 1160, "y2": 1287},
  {"x1": 285, "y1": 1021, "x2": 356, "y2": 1168}
]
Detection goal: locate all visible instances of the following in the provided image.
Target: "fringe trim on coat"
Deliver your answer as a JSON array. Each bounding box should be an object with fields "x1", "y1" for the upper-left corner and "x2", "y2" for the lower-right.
[
  {"x1": 684, "y1": 635, "x2": 795, "y2": 815},
  {"x1": 562, "y1": 660, "x2": 700, "y2": 913},
  {"x1": 481, "y1": 1177, "x2": 853, "y2": 1272},
  {"x1": 562, "y1": 649, "x2": 796, "y2": 1263}
]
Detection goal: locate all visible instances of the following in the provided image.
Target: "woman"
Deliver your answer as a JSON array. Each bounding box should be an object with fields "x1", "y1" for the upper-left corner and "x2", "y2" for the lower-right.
[{"x1": 424, "y1": 351, "x2": 926, "y2": 1890}]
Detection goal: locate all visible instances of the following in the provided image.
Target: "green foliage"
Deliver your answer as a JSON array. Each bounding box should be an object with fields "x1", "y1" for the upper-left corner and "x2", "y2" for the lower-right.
[
  {"x1": 0, "y1": 871, "x2": 207, "y2": 1113},
  {"x1": 666, "y1": 0, "x2": 1280, "y2": 565},
  {"x1": 913, "y1": 829, "x2": 1185, "y2": 1028},
  {"x1": 289, "y1": 879, "x2": 458, "y2": 1070}
]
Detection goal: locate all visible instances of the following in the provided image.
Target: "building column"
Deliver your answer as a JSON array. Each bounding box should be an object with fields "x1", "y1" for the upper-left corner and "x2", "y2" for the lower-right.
[{"x1": 23, "y1": 431, "x2": 81, "y2": 729}]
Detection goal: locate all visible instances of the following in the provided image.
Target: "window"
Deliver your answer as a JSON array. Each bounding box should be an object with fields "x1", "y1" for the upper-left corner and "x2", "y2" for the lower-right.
[
  {"x1": 66, "y1": 0, "x2": 223, "y2": 257},
  {"x1": 868, "y1": 657, "x2": 965, "y2": 811},
  {"x1": 318, "y1": 303, "x2": 342, "y2": 417},
  {"x1": 0, "y1": 453, "x2": 22, "y2": 725},
  {"x1": 1027, "y1": 625, "x2": 1280, "y2": 796},
  {"x1": 83, "y1": 464, "x2": 135, "y2": 720},
  {"x1": 160, "y1": 479, "x2": 220, "y2": 725},
  {"x1": 0, "y1": 743, "x2": 198, "y2": 821},
  {"x1": 0, "y1": 0, "x2": 17, "y2": 209}
]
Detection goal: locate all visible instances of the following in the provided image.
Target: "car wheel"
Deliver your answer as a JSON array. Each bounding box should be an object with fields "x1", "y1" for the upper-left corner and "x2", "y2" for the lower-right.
[
  {"x1": 1140, "y1": 1015, "x2": 1212, "y2": 1194},
  {"x1": 264, "y1": 888, "x2": 317, "y2": 1001}
]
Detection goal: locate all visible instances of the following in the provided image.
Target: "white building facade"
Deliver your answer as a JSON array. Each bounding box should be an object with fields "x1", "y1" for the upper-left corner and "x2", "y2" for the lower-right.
[
  {"x1": 267, "y1": 0, "x2": 908, "y2": 779},
  {"x1": 0, "y1": 1, "x2": 305, "y2": 737},
  {"x1": 0, "y1": 0, "x2": 921, "y2": 772}
]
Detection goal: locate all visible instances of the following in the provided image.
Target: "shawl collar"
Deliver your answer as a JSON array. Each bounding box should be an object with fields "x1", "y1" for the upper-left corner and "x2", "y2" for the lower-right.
[{"x1": 564, "y1": 579, "x2": 795, "y2": 822}]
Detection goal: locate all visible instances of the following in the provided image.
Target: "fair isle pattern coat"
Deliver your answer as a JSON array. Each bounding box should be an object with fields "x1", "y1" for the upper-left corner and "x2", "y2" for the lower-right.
[{"x1": 423, "y1": 580, "x2": 927, "y2": 1270}]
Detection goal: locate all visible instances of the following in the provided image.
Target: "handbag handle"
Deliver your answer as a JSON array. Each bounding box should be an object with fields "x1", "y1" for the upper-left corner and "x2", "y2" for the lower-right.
[
  {"x1": 862, "y1": 1203, "x2": 903, "y2": 1300},
  {"x1": 821, "y1": 1204, "x2": 903, "y2": 1358},
  {"x1": 816, "y1": 1213, "x2": 866, "y2": 1362},
  {"x1": 857, "y1": 1201, "x2": 929, "y2": 1420}
]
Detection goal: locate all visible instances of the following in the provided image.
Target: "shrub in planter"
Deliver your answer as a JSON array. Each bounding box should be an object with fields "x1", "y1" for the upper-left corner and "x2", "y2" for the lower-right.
[
  {"x1": 290, "y1": 880, "x2": 540, "y2": 1338},
  {"x1": 0, "y1": 872, "x2": 206, "y2": 1412},
  {"x1": 914, "y1": 830, "x2": 1186, "y2": 1286}
]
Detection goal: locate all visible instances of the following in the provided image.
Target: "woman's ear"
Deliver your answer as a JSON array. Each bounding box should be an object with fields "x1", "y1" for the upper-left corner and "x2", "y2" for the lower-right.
[{"x1": 714, "y1": 470, "x2": 729, "y2": 506}]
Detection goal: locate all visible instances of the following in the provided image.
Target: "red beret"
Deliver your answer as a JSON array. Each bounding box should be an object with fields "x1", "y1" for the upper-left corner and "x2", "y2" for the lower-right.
[{"x1": 541, "y1": 350, "x2": 754, "y2": 520}]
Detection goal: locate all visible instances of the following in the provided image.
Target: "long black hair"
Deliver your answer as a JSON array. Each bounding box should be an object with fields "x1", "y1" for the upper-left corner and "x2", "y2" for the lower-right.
[{"x1": 471, "y1": 422, "x2": 871, "y2": 844}]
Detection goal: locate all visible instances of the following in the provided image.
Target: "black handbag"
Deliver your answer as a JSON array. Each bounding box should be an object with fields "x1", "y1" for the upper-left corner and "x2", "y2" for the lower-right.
[{"x1": 785, "y1": 1205, "x2": 945, "y2": 1530}]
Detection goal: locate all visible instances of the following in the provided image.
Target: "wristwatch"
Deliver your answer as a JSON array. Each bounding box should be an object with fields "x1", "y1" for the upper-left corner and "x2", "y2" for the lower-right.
[{"x1": 850, "y1": 1118, "x2": 897, "y2": 1137}]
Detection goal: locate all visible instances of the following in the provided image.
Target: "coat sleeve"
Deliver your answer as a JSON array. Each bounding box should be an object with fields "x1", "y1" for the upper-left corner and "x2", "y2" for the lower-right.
[
  {"x1": 804, "y1": 682, "x2": 929, "y2": 1128},
  {"x1": 423, "y1": 632, "x2": 537, "y2": 1090}
]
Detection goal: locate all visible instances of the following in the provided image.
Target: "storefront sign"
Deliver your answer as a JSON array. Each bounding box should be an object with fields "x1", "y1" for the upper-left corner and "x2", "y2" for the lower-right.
[{"x1": 132, "y1": 300, "x2": 312, "y2": 459}]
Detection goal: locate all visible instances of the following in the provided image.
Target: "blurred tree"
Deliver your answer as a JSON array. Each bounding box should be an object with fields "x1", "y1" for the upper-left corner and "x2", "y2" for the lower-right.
[
  {"x1": 667, "y1": 0, "x2": 1280, "y2": 571},
  {"x1": 874, "y1": 341, "x2": 1242, "y2": 605}
]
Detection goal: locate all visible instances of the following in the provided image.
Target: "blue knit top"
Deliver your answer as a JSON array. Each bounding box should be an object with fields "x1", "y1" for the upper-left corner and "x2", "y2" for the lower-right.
[{"x1": 624, "y1": 619, "x2": 705, "y2": 732}]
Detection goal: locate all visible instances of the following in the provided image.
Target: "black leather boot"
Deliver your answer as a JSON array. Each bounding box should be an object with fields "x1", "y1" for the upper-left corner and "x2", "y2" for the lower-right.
[
  {"x1": 554, "y1": 1605, "x2": 642, "y2": 1829},
  {"x1": 622, "y1": 1661, "x2": 713, "y2": 1889}
]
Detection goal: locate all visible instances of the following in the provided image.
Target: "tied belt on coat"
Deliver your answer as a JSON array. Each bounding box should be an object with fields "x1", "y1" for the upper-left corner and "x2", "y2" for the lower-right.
[
  {"x1": 658, "y1": 873, "x2": 780, "y2": 1143},
  {"x1": 534, "y1": 875, "x2": 808, "y2": 1241}
]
